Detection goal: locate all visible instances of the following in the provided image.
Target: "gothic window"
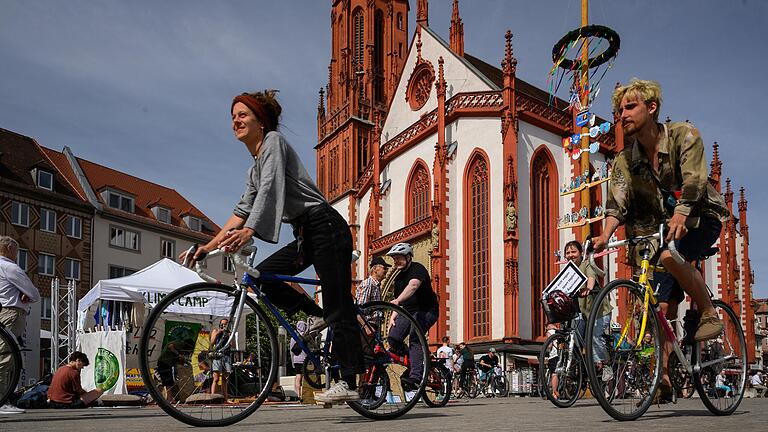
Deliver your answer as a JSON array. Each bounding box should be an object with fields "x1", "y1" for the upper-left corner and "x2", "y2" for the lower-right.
[
  {"x1": 406, "y1": 62, "x2": 434, "y2": 111},
  {"x1": 530, "y1": 148, "x2": 558, "y2": 339},
  {"x1": 374, "y1": 9, "x2": 385, "y2": 104},
  {"x1": 353, "y1": 9, "x2": 364, "y2": 70},
  {"x1": 406, "y1": 162, "x2": 430, "y2": 224},
  {"x1": 465, "y1": 153, "x2": 491, "y2": 339},
  {"x1": 357, "y1": 130, "x2": 369, "y2": 178},
  {"x1": 397, "y1": 12, "x2": 404, "y2": 30}
]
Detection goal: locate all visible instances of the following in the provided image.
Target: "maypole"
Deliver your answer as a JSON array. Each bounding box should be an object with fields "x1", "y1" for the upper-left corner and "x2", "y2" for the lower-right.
[{"x1": 579, "y1": 0, "x2": 590, "y2": 241}]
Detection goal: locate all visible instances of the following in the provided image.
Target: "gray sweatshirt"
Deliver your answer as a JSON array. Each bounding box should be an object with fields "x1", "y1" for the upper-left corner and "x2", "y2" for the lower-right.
[{"x1": 233, "y1": 131, "x2": 326, "y2": 243}]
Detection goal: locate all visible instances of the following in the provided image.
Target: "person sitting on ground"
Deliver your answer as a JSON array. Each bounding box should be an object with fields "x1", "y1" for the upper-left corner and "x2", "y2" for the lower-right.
[
  {"x1": 750, "y1": 371, "x2": 765, "y2": 398},
  {"x1": 47, "y1": 351, "x2": 104, "y2": 409}
]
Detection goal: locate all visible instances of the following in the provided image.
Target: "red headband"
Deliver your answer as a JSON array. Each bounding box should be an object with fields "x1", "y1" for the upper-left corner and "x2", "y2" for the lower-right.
[{"x1": 232, "y1": 94, "x2": 275, "y2": 132}]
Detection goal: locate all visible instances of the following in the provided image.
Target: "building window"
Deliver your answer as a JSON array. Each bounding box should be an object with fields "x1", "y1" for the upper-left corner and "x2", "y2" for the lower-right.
[
  {"x1": 65, "y1": 216, "x2": 82, "y2": 239},
  {"x1": 109, "y1": 265, "x2": 136, "y2": 279},
  {"x1": 406, "y1": 162, "x2": 430, "y2": 224},
  {"x1": 109, "y1": 226, "x2": 140, "y2": 251},
  {"x1": 353, "y1": 9, "x2": 364, "y2": 69},
  {"x1": 64, "y1": 258, "x2": 80, "y2": 280},
  {"x1": 18, "y1": 249, "x2": 29, "y2": 272},
  {"x1": 184, "y1": 215, "x2": 202, "y2": 232},
  {"x1": 530, "y1": 148, "x2": 558, "y2": 339},
  {"x1": 161, "y1": 239, "x2": 175, "y2": 259},
  {"x1": 223, "y1": 256, "x2": 235, "y2": 273},
  {"x1": 41, "y1": 297, "x2": 52, "y2": 321},
  {"x1": 36, "y1": 169, "x2": 54, "y2": 190},
  {"x1": 40, "y1": 208, "x2": 57, "y2": 233},
  {"x1": 157, "y1": 207, "x2": 171, "y2": 224},
  {"x1": 464, "y1": 153, "x2": 490, "y2": 339},
  {"x1": 11, "y1": 201, "x2": 30, "y2": 227},
  {"x1": 397, "y1": 12, "x2": 403, "y2": 30},
  {"x1": 38, "y1": 254, "x2": 55, "y2": 276},
  {"x1": 107, "y1": 191, "x2": 134, "y2": 212}
]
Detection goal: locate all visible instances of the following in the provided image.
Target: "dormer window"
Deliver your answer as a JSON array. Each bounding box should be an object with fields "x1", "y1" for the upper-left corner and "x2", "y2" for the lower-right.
[
  {"x1": 104, "y1": 190, "x2": 134, "y2": 212},
  {"x1": 153, "y1": 206, "x2": 172, "y2": 224},
  {"x1": 184, "y1": 215, "x2": 202, "y2": 232},
  {"x1": 33, "y1": 168, "x2": 54, "y2": 191}
]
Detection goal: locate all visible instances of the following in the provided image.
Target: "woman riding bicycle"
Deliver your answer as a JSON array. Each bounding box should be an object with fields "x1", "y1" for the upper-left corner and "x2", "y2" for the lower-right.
[{"x1": 182, "y1": 90, "x2": 363, "y2": 403}]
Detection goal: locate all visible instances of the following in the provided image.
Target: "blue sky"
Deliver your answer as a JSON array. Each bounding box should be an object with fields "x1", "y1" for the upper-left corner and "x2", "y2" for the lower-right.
[{"x1": 2, "y1": 1, "x2": 765, "y2": 297}]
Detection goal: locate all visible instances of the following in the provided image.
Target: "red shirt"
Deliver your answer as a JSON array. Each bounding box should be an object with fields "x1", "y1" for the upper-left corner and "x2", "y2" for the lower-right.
[{"x1": 48, "y1": 365, "x2": 85, "y2": 403}]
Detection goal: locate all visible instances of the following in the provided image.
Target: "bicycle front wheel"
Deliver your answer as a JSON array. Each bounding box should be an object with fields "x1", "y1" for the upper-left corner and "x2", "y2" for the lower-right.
[
  {"x1": 0, "y1": 326, "x2": 22, "y2": 407},
  {"x1": 539, "y1": 332, "x2": 583, "y2": 408},
  {"x1": 138, "y1": 282, "x2": 278, "y2": 427},
  {"x1": 422, "y1": 364, "x2": 452, "y2": 407},
  {"x1": 692, "y1": 300, "x2": 747, "y2": 415},
  {"x1": 346, "y1": 301, "x2": 429, "y2": 420},
  {"x1": 585, "y1": 279, "x2": 662, "y2": 421}
]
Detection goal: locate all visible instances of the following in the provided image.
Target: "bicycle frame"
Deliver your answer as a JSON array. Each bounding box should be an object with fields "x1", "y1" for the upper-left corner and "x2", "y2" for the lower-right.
[{"x1": 603, "y1": 227, "x2": 735, "y2": 381}]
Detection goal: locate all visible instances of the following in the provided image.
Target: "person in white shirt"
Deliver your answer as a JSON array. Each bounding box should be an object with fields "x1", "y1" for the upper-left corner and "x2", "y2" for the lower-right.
[
  {"x1": 750, "y1": 371, "x2": 765, "y2": 397},
  {"x1": 436, "y1": 336, "x2": 454, "y2": 372},
  {"x1": 0, "y1": 236, "x2": 41, "y2": 414}
]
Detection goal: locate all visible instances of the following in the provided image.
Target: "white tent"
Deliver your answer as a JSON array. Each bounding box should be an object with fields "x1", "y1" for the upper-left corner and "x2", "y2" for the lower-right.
[{"x1": 78, "y1": 258, "x2": 206, "y2": 315}]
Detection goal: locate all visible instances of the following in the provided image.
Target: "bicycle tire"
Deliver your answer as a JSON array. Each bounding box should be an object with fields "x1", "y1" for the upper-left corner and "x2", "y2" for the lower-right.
[
  {"x1": 539, "y1": 332, "x2": 582, "y2": 408},
  {"x1": 585, "y1": 279, "x2": 662, "y2": 421},
  {"x1": 492, "y1": 373, "x2": 508, "y2": 397},
  {"x1": 423, "y1": 364, "x2": 452, "y2": 407},
  {"x1": 0, "y1": 326, "x2": 22, "y2": 407},
  {"x1": 345, "y1": 301, "x2": 430, "y2": 420},
  {"x1": 302, "y1": 350, "x2": 327, "y2": 390},
  {"x1": 692, "y1": 300, "x2": 747, "y2": 416},
  {"x1": 138, "y1": 282, "x2": 278, "y2": 427},
  {"x1": 467, "y1": 371, "x2": 480, "y2": 399}
]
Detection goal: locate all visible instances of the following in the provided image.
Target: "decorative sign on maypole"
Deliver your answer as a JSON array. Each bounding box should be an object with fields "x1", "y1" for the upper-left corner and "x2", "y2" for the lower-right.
[{"x1": 546, "y1": 1, "x2": 620, "y2": 241}]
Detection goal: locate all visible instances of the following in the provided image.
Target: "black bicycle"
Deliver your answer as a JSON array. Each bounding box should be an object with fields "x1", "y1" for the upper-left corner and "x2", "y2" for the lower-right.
[
  {"x1": 0, "y1": 305, "x2": 23, "y2": 407},
  {"x1": 422, "y1": 355, "x2": 452, "y2": 407},
  {"x1": 139, "y1": 249, "x2": 429, "y2": 426}
]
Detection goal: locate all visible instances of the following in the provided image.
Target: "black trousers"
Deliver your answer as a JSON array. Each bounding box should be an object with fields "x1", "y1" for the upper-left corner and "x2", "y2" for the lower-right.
[{"x1": 255, "y1": 203, "x2": 363, "y2": 376}]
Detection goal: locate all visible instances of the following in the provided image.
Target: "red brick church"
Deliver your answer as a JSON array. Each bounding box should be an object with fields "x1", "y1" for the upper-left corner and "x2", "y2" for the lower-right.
[{"x1": 315, "y1": 0, "x2": 756, "y2": 364}]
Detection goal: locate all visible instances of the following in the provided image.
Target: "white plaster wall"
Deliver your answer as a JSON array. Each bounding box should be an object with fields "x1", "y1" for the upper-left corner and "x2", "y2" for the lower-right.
[
  {"x1": 381, "y1": 27, "x2": 495, "y2": 143},
  {"x1": 356, "y1": 189, "x2": 372, "y2": 277},
  {"x1": 705, "y1": 236, "x2": 723, "y2": 299},
  {"x1": 516, "y1": 121, "x2": 569, "y2": 340},
  {"x1": 92, "y1": 216, "x2": 229, "y2": 284},
  {"x1": 381, "y1": 132, "x2": 436, "y2": 235}
]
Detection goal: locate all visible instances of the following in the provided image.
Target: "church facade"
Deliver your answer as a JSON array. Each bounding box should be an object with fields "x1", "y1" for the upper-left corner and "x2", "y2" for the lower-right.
[{"x1": 315, "y1": 0, "x2": 756, "y2": 363}]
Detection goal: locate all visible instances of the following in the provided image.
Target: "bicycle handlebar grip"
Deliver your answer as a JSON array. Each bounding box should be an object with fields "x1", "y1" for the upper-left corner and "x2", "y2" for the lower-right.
[{"x1": 667, "y1": 240, "x2": 686, "y2": 265}]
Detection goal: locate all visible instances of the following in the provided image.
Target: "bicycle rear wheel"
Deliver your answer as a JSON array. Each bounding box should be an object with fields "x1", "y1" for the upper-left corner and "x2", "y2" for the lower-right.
[
  {"x1": 138, "y1": 282, "x2": 278, "y2": 427},
  {"x1": 539, "y1": 332, "x2": 583, "y2": 408},
  {"x1": 346, "y1": 301, "x2": 429, "y2": 420},
  {"x1": 422, "y1": 364, "x2": 452, "y2": 407},
  {"x1": 0, "y1": 326, "x2": 22, "y2": 407},
  {"x1": 492, "y1": 372, "x2": 508, "y2": 397},
  {"x1": 692, "y1": 300, "x2": 747, "y2": 415},
  {"x1": 585, "y1": 279, "x2": 662, "y2": 421}
]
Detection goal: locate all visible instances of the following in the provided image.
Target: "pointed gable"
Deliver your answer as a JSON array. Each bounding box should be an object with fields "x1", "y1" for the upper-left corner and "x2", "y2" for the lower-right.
[{"x1": 381, "y1": 26, "x2": 497, "y2": 142}]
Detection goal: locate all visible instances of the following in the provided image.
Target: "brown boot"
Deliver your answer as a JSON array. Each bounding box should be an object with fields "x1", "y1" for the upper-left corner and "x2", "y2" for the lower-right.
[{"x1": 695, "y1": 313, "x2": 724, "y2": 341}]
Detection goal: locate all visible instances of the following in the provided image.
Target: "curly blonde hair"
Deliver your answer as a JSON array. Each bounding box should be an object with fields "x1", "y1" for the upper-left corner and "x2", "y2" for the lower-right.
[{"x1": 612, "y1": 79, "x2": 662, "y2": 121}]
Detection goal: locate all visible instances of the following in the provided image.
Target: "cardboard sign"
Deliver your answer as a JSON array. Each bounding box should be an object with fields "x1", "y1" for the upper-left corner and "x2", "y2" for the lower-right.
[
  {"x1": 576, "y1": 111, "x2": 591, "y2": 127},
  {"x1": 543, "y1": 261, "x2": 587, "y2": 297}
]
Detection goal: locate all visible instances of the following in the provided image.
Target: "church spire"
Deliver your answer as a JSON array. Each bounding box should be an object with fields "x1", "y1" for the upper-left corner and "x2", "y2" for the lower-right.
[
  {"x1": 710, "y1": 141, "x2": 722, "y2": 190},
  {"x1": 417, "y1": 0, "x2": 429, "y2": 27},
  {"x1": 449, "y1": 0, "x2": 464, "y2": 56}
]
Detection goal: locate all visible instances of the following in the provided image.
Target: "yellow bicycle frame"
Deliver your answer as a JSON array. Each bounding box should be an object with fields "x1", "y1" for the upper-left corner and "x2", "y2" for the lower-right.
[{"x1": 616, "y1": 255, "x2": 658, "y2": 350}]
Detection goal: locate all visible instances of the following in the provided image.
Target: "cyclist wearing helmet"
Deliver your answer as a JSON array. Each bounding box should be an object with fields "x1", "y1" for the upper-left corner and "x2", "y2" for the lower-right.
[{"x1": 386, "y1": 242, "x2": 439, "y2": 390}]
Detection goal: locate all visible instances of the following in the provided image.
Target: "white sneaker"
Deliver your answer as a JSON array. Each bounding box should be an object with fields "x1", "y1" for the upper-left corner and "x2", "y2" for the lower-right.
[
  {"x1": 0, "y1": 404, "x2": 25, "y2": 414},
  {"x1": 602, "y1": 366, "x2": 614, "y2": 382},
  {"x1": 315, "y1": 381, "x2": 360, "y2": 403}
]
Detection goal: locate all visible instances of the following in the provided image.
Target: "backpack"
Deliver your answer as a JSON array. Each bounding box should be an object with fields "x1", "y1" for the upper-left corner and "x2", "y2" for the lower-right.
[{"x1": 15, "y1": 383, "x2": 50, "y2": 409}]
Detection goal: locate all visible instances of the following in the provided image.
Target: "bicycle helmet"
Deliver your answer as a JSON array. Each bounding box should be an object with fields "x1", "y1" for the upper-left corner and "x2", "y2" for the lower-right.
[
  {"x1": 386, "y1": 242, "x2": 413, "y2": 256},
  {"x1": 545, "y1": 290, "x2": 577, "y2": 323}
]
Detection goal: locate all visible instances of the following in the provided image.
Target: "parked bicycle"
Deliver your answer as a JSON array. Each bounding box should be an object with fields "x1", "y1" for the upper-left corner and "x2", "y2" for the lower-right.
[
  {"x1": 452, "y1": 367, "x2": 479, "y2": 399},
  {"x1": 0, "y1": 305, "x2": 23, "y2": 408},
  {"x1": 583, "y1": 226, "x2": 747, "y2": 421},
  {"x1": 139, "y1": 249, "x2": 429, "y2": 426}
]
